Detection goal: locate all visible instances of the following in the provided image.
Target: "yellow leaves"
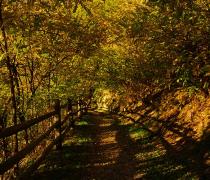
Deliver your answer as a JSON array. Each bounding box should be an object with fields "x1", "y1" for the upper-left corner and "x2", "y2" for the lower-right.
[{"x1": 0, "y1": 52, "x2": 5, "y2": 62}]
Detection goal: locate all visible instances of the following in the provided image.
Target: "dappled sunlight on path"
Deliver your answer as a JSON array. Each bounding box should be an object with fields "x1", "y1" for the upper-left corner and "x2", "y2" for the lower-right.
[{"x1": 30, "y1": 111, "x2": 198, "y2": 180}]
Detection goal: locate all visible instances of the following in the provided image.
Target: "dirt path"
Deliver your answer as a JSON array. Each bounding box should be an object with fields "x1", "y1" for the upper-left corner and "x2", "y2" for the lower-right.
[
  {"x1": 31, "y1": 111, "x2": 198, "y2": 180},
  {"x1": 84, "y1": 111, "x2": 138, "y2": 179}
]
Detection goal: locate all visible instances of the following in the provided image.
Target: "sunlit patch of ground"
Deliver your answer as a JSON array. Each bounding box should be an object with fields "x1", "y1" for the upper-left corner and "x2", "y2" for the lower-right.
[
  {"x1": 30, "y1": 112, "x2": 200, "y2": 180},
  {"x1": 63, "y1": 134, "x2": 93, "y2": 146},
  {"x1": 92, "y1": 160, "x2": 116, "y2": 167},
  {"x1": 99, "y1": 131, "x2": 117, "y2": 145},
  {"x1": 98, "y1": 119, "x2": 112, "y2": 127}
]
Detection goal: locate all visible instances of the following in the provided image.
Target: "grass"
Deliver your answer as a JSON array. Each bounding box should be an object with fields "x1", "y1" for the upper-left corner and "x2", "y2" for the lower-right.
[
  {"x1": 75, "y1": 120, "x2": 89, "y2": 126},
  {"x1": 129, "y1": 125, "x2": 150, "y2": 140}
]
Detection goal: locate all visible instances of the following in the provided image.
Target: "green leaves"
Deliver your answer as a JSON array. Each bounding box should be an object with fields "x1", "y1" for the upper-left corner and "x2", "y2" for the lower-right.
[
  {"x1": 122, "y1": 0, "x2": 209, "y2": 93},
  {"x1": 40, "y1": 52, "x2": 50, "y2": 58},
  {"x1": 34, "y1": 15, "x2": 42, "y2": 30},
  {"x1": 201, "y1": 65, "x2": 210, "y2": 77},
  {"x1": 0, "y1": 0, "x2": 209, "y2": 121}
]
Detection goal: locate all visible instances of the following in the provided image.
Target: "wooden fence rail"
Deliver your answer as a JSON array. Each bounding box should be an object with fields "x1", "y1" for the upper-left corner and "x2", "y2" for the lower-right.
[
  {"x1": 0, "y1": 111, "x2": 57, "y2": 139},
  {"x1": 0, "y1": 98, "x2": 88, "y2": 178}
]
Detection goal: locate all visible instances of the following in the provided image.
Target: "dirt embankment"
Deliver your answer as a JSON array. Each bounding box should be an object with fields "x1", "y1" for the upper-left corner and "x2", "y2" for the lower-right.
[
  {"x1": 120, "y1": 89, "x2": 209, "y2": 139},
  {"x1": 116, "y1": 88, "x2": 210, "y2": 176}
]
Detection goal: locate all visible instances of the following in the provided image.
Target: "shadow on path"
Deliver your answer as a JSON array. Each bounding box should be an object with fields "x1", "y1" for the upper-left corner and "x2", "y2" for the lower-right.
[{"x1": 30, "y1": 111, "x2": 198, "y2": 180}]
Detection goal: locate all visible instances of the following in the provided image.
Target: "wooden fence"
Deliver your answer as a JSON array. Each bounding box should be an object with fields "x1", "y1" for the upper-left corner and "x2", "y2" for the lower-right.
[{"x1": 0, "y1": 99, "x2": 88, "y2": 179}]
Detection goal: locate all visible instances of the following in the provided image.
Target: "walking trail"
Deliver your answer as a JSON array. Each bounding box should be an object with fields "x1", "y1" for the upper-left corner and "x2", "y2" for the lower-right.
[{"x1": 31, "y1": 111, "x2": 197, "y2": 180}]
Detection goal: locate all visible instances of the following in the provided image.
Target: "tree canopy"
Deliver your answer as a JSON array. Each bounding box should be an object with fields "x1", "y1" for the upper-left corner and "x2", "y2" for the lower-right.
[{"x1": 0, "y1": 0, "x2": 209, "y2": 123}]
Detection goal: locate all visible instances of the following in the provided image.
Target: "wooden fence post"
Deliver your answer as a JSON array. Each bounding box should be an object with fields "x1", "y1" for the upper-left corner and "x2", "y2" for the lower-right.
[
  {"x1": 14, "y1": 118, "x2": 19, "y2": 176},
  {"x1": 84, "y1": 101, "x2": 88, "y2": 114},
  {"x1": 67, "y1": 98, "x2": 74, "y2": 127},
  {"x1": 54, "y1": 99, "x2": 62, "y2": 151},
  {"x1": 77, "y1": 99, "x2": 82, "y2": 118}
]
